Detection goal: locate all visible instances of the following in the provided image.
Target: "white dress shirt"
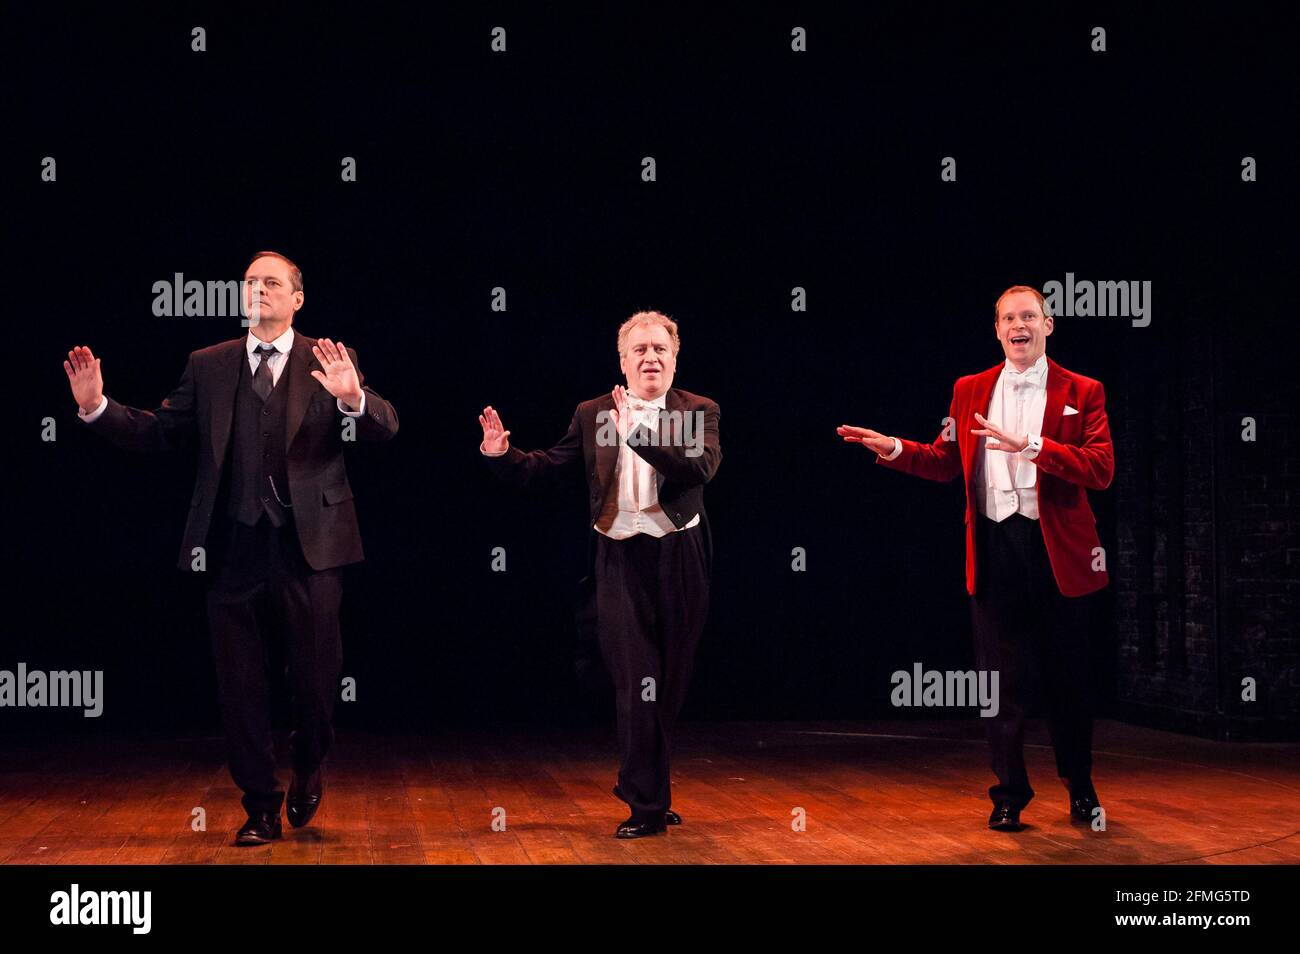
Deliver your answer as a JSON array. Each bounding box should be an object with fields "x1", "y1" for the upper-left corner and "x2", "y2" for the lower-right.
[
  {"x1": 880, "y1": 353, "x2": 1047, "y2": 521},
  {"x1": 78, "y1": 326, "x2": 367, "y2": 422},
  {"x1": 480, "y1": 390, "x2": 701, "y2": 539},
  {"x1": 595, "y1": 391, "x2": 701, "y2": 540}
]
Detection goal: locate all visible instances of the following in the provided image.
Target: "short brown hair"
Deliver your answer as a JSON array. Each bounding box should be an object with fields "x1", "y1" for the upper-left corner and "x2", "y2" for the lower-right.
[
  {"x1": 246, "y1": 250, "x2": 303, "y2": 292},
  {"x1": 994, "y1": 285, "x2": 1050, "y2": 321}
]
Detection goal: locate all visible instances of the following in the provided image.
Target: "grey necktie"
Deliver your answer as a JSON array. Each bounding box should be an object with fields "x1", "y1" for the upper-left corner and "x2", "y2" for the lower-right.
[{"x1": 252, "y1": 345, "x2": 277, "y2": 401}]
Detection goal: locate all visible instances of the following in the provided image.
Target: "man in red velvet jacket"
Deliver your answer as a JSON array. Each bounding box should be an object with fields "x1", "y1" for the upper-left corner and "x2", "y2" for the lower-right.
[{"x1": 838, "y1": 285, "x2": 1113, "y2": 832}]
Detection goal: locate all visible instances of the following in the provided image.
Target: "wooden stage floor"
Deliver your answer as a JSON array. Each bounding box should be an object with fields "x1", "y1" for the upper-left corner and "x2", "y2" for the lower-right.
[{"x1": 2, "y1": 720, "x2": 1297, "y2": 865}]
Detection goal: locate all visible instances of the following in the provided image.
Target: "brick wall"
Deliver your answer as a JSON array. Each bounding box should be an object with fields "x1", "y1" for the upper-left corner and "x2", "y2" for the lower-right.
[{"x1": 1114, "y1": 325, "x2": 1299, "y2": 741}]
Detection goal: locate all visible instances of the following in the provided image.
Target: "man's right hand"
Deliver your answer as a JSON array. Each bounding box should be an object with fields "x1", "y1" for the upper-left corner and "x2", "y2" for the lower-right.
[
  {"x1": 479, "y1": 405, "x2": 511, "y2": 454},
  {"x1": 837, "y1": 424, "x2": 896, "y2": 456},
  {"x1": 64, "y1": 346, "x2": 104, "y2": 413}
]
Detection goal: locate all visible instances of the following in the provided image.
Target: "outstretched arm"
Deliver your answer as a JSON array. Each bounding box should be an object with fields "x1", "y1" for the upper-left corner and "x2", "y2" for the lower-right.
[
  {"x1": 839, "y1": 383, "x2": 963, "y2": 483},
  {"x1": 67, "y1": 345, "x2": 197, "y2": 454},
  {"x1": 479, "y1": 404, "x2": 584, "y2": 491}
]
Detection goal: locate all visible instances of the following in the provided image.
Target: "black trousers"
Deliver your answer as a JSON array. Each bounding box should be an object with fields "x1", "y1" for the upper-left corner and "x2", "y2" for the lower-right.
[
  {"x1": 594, "y1": 523, "x2": 711, "y2": 821},
  {"x1": 205, "y1": 513, "x2": 343, "y2": 816},
  {"x1": 970, "y1": 512, "x2": 1097, "y2": 809}
]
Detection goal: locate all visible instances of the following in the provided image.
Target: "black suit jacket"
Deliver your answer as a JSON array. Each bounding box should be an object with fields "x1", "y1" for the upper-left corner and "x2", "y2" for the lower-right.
[
  {"x1": 484, "y1": 387, "x2": 719, "y2": 689},
  {"x1": 83, "y1": 332, "x2": 398, "y2": 571},
  {"x1": 483, "y1": 386, "x2": 721, "y2": 533}
]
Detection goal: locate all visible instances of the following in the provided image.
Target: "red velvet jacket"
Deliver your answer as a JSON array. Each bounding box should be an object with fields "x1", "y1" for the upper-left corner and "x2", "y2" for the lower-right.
[{"x1": 875, "y1": 356, "x2": 1113, "y2": 597}]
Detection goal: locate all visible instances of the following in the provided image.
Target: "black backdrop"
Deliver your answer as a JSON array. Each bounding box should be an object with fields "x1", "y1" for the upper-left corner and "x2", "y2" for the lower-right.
[{"x1": 9, "y1": 5, "x2": 1294, "y2": 732}]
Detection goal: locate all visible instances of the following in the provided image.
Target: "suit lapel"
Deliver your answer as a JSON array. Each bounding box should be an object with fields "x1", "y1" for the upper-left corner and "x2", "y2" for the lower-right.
[
  {"x1": 656, "y1": 389, "x2": 686, "y2": 487},
  {"x1": 210, "y1": 339, "x2": 245, "y2": 465},
  {"x1": 661, "y1": 388, "x2": 683, "y2": 450},
  {"x1": 594, "y1": 393, "x2": 619, "y2": 490},
  {"x1": 1040, "y1": 356, "x2": 1074, "y2": 443},
  {"x1": 963, "y1": 364, "x2": 1003, "y2": 477},
  {"x1": 284, "y1": 333, "x2": 319, "y2": 451}
]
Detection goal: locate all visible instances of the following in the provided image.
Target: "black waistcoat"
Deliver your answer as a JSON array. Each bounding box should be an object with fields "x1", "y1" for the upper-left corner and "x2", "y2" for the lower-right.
[{"x1": 227, "y1": 350, "x2": 292, "y2": 527}]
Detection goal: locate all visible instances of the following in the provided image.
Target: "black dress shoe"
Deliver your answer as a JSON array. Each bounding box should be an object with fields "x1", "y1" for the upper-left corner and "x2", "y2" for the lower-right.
[
  {"x1": 286, "y1": 769, "x2": 323, "y2": 829},
  {"x1": 1069, "y1": 786, "x2": 1102, "y2": 824},
  {"x1": 615, "y1": 816, "x2": 668, "y2": 839},
  {"x1": 611, "y1": 784, "x2": 679, "y2": 830},
  {"x1": 235, "y1": 811, "x2": 282, "y2": 846},
  {"x1": 988, "y1": 802, "x2": 1024, "y2": 831}
]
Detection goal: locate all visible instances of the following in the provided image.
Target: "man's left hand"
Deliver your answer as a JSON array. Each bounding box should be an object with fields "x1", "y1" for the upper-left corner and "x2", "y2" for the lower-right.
[
  {"x1": 971, "y1": 412, "x2": 1027, "y2": 453},
  {"x1": 311, "y1": 338, "x2": 364, "y2": 410}
]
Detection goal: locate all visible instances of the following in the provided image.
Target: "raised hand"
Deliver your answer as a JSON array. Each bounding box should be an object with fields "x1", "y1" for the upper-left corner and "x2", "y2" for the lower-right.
[
  {"x1": 64, "y1": 345, "x2": 104, "y2": 413},
  {"x1": 478, "y1": 405, "x2": 511, "y2": 454},
  {"x1": 310, "y1": 338, "x2": 363, "y2": 409},
  {"x1": 971, "y1": 412, "x2": 1027, "y2": 453},
  {"x1": 609, "y1": 385, "x2": 633, "y2": 440},
  {"x1": 837, "y1": 424, "x2": 896, "y2": 456}
]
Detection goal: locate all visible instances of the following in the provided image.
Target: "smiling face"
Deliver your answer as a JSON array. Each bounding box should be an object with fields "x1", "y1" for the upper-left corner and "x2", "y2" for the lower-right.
[
  {"x1": 995, "y1": 289, "x2": 1053, "y2": 370},
  {"x1": 619, "y1": 322, "x2": 677, "y2": 399},
  {"x1": 243, "y1": 255, "x2": 304, "y2": 332}
]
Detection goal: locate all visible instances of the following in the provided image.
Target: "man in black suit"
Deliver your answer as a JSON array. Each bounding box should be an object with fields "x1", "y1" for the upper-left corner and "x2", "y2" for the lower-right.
[
  {"x1": 479, "y1": 311, "x2": 720, "y2": 838},
  {"x1": 64, "y1": 251, "x2": 399, "y2": 845}
]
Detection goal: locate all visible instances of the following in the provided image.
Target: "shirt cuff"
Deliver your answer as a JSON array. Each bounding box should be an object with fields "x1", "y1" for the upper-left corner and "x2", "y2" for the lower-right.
[
  {"x1": 880, "y1": 436, "x2": 903, "y2": 461},
  {"x1": 480, "y1": 442, "x2": 508, "y2": 458},
  {"x1": 78, "y1": 396, "x2": 109, "y2": 423},
  {"x1": 337, "y1": 393, "x2": 366, "y2": 417},
  {"x1": 1020, "y1": 433, "x2": 1042, "y2": 460}
]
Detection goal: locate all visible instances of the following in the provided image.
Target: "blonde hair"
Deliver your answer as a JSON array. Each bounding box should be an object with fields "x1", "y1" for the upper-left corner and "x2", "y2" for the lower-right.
[
  {"x1": 617, "y1": 310, "x2": 680, "y2": 357},
  {"x1": 994, "y1": 285, "x2": 1051, "y2": 321}
]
